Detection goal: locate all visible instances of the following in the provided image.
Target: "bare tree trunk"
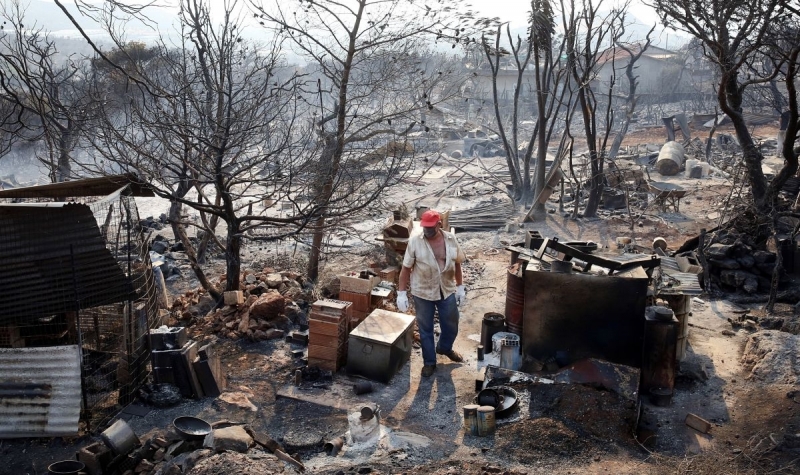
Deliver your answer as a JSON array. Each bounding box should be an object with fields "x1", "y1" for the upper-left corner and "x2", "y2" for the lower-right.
[
  {"x1": 196, "y1": 193, "x2": 221, "y2": 263},
  {"x1": 583, "y1": 151, "x2": 603, "y2": 217},
  {"x1": 308, "y1": 215, "x2": 325, "y2": 283},
  {"x1": 169, "y1": 198, "x2": 221, "y2": 300},
  {"x1": 225, "y1": 221, "x2": 242, "y2": 295},
  {"x1": 57, "y1": 129, "x2": 72, "y2": 182}
]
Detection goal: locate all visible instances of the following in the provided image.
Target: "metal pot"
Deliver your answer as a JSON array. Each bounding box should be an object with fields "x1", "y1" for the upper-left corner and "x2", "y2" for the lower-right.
[
  {"x1": 493, "y1": 386, "x2": 520, "y2": 419},
  {"x1": 475, "y1": 388, "x2": 503, "y2": 408},
  {"x1": 48, "y1": 460, "x2": 85, "y2": 475},
  {"x1": 173, "y1": 416, "x2": 212, "y2": 441},
  {"x1": 101, "y1": 419, "x2": 139, "y2": 456}
]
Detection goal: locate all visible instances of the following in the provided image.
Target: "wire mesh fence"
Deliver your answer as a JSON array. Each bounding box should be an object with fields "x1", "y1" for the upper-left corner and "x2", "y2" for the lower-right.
[{"x1": 0, "y1": 184, "x2": 160, "y2": 431}]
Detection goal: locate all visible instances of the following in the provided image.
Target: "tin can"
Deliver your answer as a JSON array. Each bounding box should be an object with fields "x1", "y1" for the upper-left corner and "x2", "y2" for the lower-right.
[
  {"x1": 476, "y1": 406, "x2": 496, "y2": 436},
  {"x1": 463, "y1": 404, "x2": 480, "y2": 435}
]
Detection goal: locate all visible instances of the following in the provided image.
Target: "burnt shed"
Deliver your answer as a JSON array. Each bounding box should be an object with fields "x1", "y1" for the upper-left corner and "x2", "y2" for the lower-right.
[{"x1": 0, "y1": 178, "x2": 159, "y2": 436}]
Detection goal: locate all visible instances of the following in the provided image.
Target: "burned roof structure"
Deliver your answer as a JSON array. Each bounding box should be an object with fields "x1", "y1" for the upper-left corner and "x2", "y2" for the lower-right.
[{"x1": 0, "y1": 178, "x2": 159, "y2": 437}]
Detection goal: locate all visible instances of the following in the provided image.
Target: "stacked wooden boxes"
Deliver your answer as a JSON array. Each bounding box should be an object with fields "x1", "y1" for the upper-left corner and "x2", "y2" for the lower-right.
[
  {"x1": 382, "y1": 212, "x2": 414, "y2": 255},
  {"x1": 380, "y1": 266, "x2": 399, "y2": 284},
  {"x1": 338, "y1": 274, "x2": 380, "y2": 326},
  {"x1": 307, "y1": 299, "x2": 353, "y2": 371}
]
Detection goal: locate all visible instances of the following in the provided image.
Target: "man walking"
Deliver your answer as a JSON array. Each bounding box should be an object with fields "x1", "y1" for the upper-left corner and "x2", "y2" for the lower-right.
[{"x1": 397, "y1": 209, "x2": 466, "y2": 377}]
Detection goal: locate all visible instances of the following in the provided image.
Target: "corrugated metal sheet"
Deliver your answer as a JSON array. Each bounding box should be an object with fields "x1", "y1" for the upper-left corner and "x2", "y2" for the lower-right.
[
  {"x1": 0, "y1": 202, "x2": 136, "y2": 324},
  {"x1": 0, "y1": 174, "x2": 154, "y2": 199},
  {"x1": 0, "y1": 345, "x2": 81, "y2": 438},
  {"x1": 658, "y1": 256, "x2": 703, "y2": 295}
]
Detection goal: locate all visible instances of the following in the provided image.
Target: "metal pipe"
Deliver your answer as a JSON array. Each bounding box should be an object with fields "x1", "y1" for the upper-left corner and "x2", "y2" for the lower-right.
[{"x1": 323, "y1": 436, "x2": 344, "y2": 456}]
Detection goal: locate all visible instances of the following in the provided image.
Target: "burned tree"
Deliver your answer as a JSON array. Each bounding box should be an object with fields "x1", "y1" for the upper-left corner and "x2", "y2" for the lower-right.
[
  {"x1": 560, "y1": 0, "x2": 629, "y2": 218},
  {"x1": 252, "y1": 0, "x2": 464, "y2": 281},
  {"x1": 0, "y1": 0, "x2": 94, "y2": 182},
  {"x1": 651, "y1": 0, "x2": 798, "y2": 212},
  {"x1": 651, "y1": 0, "x2": 800, "y2": 309},
  {"x1": 607, "y1": 28, "x2": 656, "y2": 160},
  {"x1": 78, "y1": 0, "x2": 312, "y2": 296},
  {"x1": 480, "y1": 0, "x2": 570, "y2": 212}
]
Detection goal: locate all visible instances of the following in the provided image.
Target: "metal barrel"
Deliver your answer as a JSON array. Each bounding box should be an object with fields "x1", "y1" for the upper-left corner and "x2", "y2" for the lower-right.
[
  {"x1": 476, "y1": 406, "x2": 496, "y2": 436},
  {"x1": 656, "y1": 141, "x2": 686, "y2": 176},
  {"x1": 480, "y1": 312, "x2": 506, "y2": 353},
  {"x1": 504, "y1": 267, "x2": 524, "y2": 336},
  {"x1": 101, "y1": 419, "x2": 139, "y2": 456}
]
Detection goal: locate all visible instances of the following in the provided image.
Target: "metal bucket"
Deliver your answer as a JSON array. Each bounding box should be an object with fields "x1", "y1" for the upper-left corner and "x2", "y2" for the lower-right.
[
  {"x1": 656, "y1": 141, "x2": 685, "y2": 176},
  {"x1": 504, "y1": 268, "x2": 524, "y2": 336},
  {"x1": 480, "y1": 312, "x2": 506, "y2": 353},
  {"x1": 476, "y1": 406, "x2": 496, "y2": 436},
  {"x1": 101, "y1": 419, "x2": 140, "y2": 455}
]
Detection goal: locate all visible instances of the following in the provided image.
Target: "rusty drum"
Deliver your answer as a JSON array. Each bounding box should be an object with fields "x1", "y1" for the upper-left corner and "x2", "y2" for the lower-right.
[{"x1": 505, "y1": 266, "x2": 524, "y2": 336}]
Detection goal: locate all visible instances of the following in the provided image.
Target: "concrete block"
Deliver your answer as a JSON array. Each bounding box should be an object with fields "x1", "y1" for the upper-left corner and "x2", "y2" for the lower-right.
[
  {"x1": 223, "y1": 291, "x2": 244, "y2": 306},
  {"x1": 685, "y1": 413, "x2": 712, "y2": 434},
  {"x1": 77, "y1": 441, "x2": 113, "y2": 475},
  {"x1": 209, "y1": 425, "x2": 252, "y2": 453}
]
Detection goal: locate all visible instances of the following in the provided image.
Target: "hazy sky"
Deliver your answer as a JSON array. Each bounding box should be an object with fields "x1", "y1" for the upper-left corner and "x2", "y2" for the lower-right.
[
  {"x1": 33, "y1": 0, "x2": 681, "y2": 48},
  {"x1": 470, "y1": 0, "x2": 661, "y2": 27}
]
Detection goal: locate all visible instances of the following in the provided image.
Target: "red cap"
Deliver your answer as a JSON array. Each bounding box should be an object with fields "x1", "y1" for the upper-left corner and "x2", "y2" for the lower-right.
[{"x1": 420, "y1": 209, "x2": 440, "y2": 227}]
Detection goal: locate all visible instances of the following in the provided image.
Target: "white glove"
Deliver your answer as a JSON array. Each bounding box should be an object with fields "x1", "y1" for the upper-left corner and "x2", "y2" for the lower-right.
[
  {"x1": 397, "y1": 291, "x2": 409, "y2": 312},
  {"x1": 456, "y1": 285, "x2": 466, "y2": 306}
]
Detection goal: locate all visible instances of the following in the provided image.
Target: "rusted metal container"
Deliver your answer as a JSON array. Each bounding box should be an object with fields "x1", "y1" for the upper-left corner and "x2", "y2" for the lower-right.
[
  {"x1": 655, "y1": 141, "x2": 686, "y2": 176},
  {"x1": 522, "y1": 267, "x2": 648, "y2": 368},
  {"x1": 476, "y1": 406, "x2": 496, "y2": 436},
  {"x1": 642, "y1": 308, "x2": 679, "y2": 406},
  {"x1": 659, "y1": 294, "x2": 691, "y2": 361},
  {"x1": 463, "y1": 404, "x2": 479, "y2": 435},
  {"x1": 504, "y1": 266, "x2": 525, "y2": 336},
  {"x1": 347, "y1": 310, "x2": 415, "y2": 383}
]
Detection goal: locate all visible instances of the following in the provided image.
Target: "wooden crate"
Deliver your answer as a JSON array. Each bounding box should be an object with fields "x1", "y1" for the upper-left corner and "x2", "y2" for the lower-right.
[
  {"x1": 380, "y1": 267, "x2": 399, "y2": 283},
  {"x1": 339, "y1": 291, "x2": 371, "y2": 313},
  {"x1": 308, "y1": 331, "x2": 344, "y2": 349},
  {"x1": 310, "y1": 299, "x2": 353, "y2": 323},
  {"x1": 309, "y1": 319, "x2": 344, "y2": 337},
  {"x1": 339, "y1": 275, "x2": 380, "y2": 294},
  {"x1": 307, "y1": 357, "x2": 337, "y2": 372}
]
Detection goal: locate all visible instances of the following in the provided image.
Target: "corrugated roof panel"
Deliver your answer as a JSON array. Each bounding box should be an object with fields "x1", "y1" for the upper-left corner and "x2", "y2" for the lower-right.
[
  {"x1": 0, "y1": 174, "x2": 154, "y2": 199},
  {"x1": 0, "y1": 203, "x2": 136, "y2": 324},
  {"x1": 0, "y1": 345, "x2": 81, "y2": 438}
]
